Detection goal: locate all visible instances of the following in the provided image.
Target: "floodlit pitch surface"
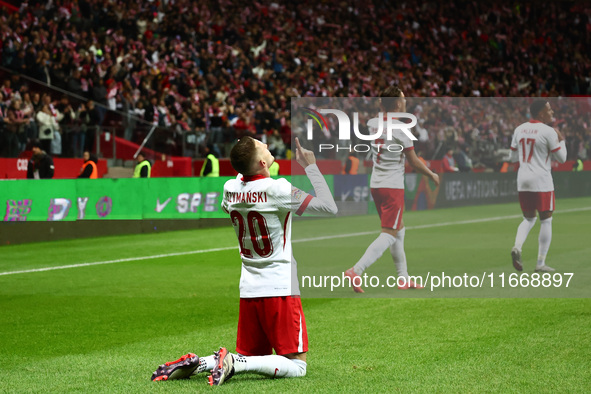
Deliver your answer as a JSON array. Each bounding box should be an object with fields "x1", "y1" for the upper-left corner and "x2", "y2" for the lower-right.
[{"x1": 1, "y1": 197, "x2": 590, "y2": 392}]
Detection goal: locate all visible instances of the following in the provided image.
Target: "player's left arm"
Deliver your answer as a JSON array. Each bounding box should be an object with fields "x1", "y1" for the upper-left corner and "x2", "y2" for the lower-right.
[
  {"x1": 292, "y1": 138, "x2": 337, "y2": 216},
  {"x1": 298, "y1": 166, "x2": 338, "y2": 216},
  {"x1": 405, "y1": 147, "x2": 440, "y2": 186},
  {"x1": 549, "y1": 128, "x2": 567, "y2": 163},
  {"x1": 394, "y1": 129, "x2": 439, "y2": 183}
]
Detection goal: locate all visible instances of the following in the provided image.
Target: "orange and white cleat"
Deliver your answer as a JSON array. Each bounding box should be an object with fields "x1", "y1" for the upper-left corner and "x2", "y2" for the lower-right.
[
  {"x1": 208, "y1": 347, "x2": 235, "y2": 386},
  {"x1": 151, "y1": 353, "x2": 200, "y2": 381},
  {"x1": 344, "y1": 268, "x2": 365, "y2": 293}
]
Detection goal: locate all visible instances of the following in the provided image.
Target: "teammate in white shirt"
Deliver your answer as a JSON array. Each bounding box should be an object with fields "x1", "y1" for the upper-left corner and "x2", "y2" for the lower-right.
[
  {"x1": 344, "y1": 86, "x2": 439, "y2": 293},
  {"x1": 151, "y1": 136, "x2": 337, "y2": 386},
  {"x1": 510, "y1": 100, "x2": 567, "y2": 272}
]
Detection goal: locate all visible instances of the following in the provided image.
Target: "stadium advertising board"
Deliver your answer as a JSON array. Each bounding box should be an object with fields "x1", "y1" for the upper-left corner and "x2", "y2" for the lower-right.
[
  {"x1": 3, "y1": 172, "x2": 588, "y2": 222},
  {"x1": 1, "y1": 176, "x2": 333, "y2": 222},
  {"x1": 333, "y1": 174, "x2": 370, "y2": 216},
  {"x1": 2, "y1": 178, "x2": 220, "y2": 222},
  {"x1": 434, "y1": 172, "x2": 518, "y2": 208}
]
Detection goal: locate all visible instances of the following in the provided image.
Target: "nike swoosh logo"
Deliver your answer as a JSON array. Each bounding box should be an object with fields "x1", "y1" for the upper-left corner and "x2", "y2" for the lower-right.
[{"x1": 155, "y1": 197, "x2": 172, "y2": 212}]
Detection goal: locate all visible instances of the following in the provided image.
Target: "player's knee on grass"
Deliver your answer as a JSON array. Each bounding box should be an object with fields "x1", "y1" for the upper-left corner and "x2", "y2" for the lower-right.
[{"x1": 289, "y1": 358, "x2": 307, "y2": 377}]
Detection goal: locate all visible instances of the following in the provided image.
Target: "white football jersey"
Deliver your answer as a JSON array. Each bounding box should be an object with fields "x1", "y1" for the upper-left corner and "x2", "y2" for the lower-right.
[
  {"x1": 222, "y1": 174, "x2": 312, "y2": 298},
  {"x1": 368, "y1": 117, "x2": 415, "y2": 189},
  {"x1": 511, "y1": 120, "x2": 563, "y2": 192}
]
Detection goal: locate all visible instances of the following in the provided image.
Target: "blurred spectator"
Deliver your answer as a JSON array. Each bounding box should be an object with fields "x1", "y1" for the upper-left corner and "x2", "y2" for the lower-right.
[
  {"x1": 78, "y1": 151, "x2": 98, "y2": 178},
  {"x1": 91, "y1": 77, "x2": 107, "y2": 125},
  {"x1": 343, "y1": 153, "x2": 360, "y2": 175},
  {"x1": 280, "y1": 119, "x2": 292, "y2": 147},
  {"x1": 267, "y1": 129, "x2": 286, "y2": 159},
  {"x1": 455, "y1": 147, "x2": 473, "y2": 172},
  {"x1": 233, "y1": 108, "x2": 256, "y2": 140},
  {"x1": 269, "y1": 160, "x2": 280, "y2": 176},
  {"x1": 21, "y1": 92, "x2": 38, "y2": 143},
  {"x1": 122, "y1": 91, "x2": 136, "y2": 141},
  {"x1": 442, "y1": 149, "x2": 459, "y2": 172},
  {"x1": 133, "y1": 151, "x2": 151, "y2": 178},
  {"x1": 78, "y1": 101, "x2": 100, "y2": 153},
  {"x1": 27, "y1": 141, "x2": 55, "y2": 179},
  {"x1": 573, "y1": 158, "x2": 584, "y2": 172},
  {"x1": 30, "y1": 92, "x2": 43, "y2": 113},
  {"x1": 200, "y1": 145, "x2": 220, "y2": 177},
  {"x1": 209, "y1": 103, "x2": 225, "y2": 153},
  {"x1": 3, "y1": 99, "x2": 28, "y2": 156},
  {"x1": 36, "y1": 103, "x2": 61, "y2": 155},
  {"x1": 68, "y1": 103, "x2": 87, "y2": 158},
  {"x1": 0, "y1": 93, "x2": 6, "y2": 152},
  {"x1": 55, "y1": 96, "x2": 77, "y2": 157},
  {"x1": 66, "y1": 70, "x2": 85, "y2": 98}
]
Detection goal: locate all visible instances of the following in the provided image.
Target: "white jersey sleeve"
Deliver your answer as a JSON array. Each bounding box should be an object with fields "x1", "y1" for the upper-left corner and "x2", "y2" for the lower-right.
[
  {"x1": 273, "y1": 165, "x2": 337, "y2": 216},
  {"x1": 545, "y1": 129, "x2": 567, "y2": 163},
  {"x1": 551, "y1": 140, "x2": 567, "y2": 163}
]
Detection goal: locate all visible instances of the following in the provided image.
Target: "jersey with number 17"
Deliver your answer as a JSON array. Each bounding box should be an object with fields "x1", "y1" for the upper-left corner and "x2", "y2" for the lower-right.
[
  {"x1": 221, "y1": 175, "x2": 312, "y2": 298},
  {"x1": 367, "y1": 117, "x2": 414, "y2": 189},
  {"x1": 511, "y1": 120, "x2": 563, "y2": 192}
]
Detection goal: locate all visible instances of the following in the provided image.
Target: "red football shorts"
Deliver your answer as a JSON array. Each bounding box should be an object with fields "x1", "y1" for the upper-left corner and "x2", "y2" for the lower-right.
[
  {"x1": 371, "y1": 188, "x2": 405, "y2": 230},
  {"x1": 236, "y1": 296, "x2": 308, "y2": 356},
  {"x1": 518, "y1": 191, "x2": 555, "y2": 212}
]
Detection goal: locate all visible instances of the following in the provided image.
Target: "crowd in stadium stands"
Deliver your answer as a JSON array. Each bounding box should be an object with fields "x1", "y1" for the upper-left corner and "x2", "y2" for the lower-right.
[
  {"x1": 0, "y1": 0, "x2": 590, "y2": 166},
  {"x1": 292, "y1": 96, "x2": 591, "y2": 169}
]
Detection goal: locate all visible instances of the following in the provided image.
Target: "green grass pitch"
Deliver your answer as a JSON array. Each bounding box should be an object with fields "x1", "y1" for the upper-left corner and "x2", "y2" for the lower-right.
[{"x1": 0, "y1": 197, "x2": 590, "y2": 392}]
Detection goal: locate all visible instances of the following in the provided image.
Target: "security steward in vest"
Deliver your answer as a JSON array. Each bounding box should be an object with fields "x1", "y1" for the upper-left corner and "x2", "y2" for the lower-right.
[
  {"x1": 200, "y1": 145, "x2": 219, "y2": 177},
  {"x1": 573, "y1": 158, "x2": 584, "y2": 172},
  {"x1": 343, "y1": 153, "x2": 359, "y2": 174},
  {"x1": 269, "y1": 160, "x2": 280, "y2": 176},
  {"x1": 133, "y1": 151, "x2": 151, "y2": 178},
  {"x1": 78, "y1": 151, "x2": 98, "y2": 178}
]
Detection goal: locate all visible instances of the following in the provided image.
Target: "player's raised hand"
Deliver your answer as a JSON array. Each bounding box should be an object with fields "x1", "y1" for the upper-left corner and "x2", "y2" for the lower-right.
[{"x1": 295, "y1": 137, "x2": 316, "y2": 168}]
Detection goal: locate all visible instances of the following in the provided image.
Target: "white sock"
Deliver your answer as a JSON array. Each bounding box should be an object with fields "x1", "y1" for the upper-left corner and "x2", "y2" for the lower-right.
[
  {"x1": 195, "y1": 355, "x2": 216, "y2": 374},
  {"x1": 233, "y1": 354, "x2": 306, "y2": 378},
  {"x1": 390, "y1": 227, "x2": 408, "y2": 277},
  {"x1": 514, "y1": 217, "x2": 537, "y2": 251},
  {"x1": 537, "y1": 217, "x2": 552, "y2": 267},
  {"x1": 353, "y1": 232, "x2": 397, "y2": 275}
]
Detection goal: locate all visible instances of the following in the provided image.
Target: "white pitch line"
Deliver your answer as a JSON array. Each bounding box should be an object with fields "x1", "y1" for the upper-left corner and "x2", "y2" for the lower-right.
[
  {"x1": 1, "y1": 206, "x2": 589, "y2": 277},
  {"x1": 0, "y1": 247, "x2": 238, "y2": 277}
]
